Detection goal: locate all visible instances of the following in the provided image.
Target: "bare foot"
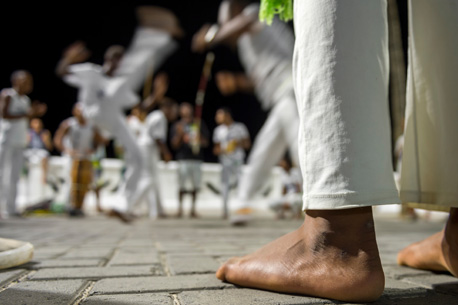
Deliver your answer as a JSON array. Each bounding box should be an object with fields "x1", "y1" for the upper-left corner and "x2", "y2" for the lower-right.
[
  {"x1": 216, "y1": 207, "x2": 384, "y2": 302},
  {"x1": 398, "y1": 208, "x2": 458, "y2": 276}
]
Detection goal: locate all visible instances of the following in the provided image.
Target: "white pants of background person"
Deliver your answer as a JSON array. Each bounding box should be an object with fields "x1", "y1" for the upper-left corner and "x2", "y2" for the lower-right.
[
  {"x1": 0, "y1": 144, "x2": 24, "y2": 216},
  {"x1": 129, "y1": 143, "x2": 163, "y2": 219},
  {"x1": 293, "y1": 0, "x2": 458, "y2": 211},
  {"x1": 235, "y1": 91, "x2": 299, "y2": 210},
  {"x1": 221, "y1": 157, "x2": 242, "y2": 217}
]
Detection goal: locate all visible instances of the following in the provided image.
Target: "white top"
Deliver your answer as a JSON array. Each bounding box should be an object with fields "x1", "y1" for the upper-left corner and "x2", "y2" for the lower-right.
[
  {"x1": 66, "y1": 117, "x2": 95, "y2": 160},
  {"x1": 138, "y1": 110, "x2": 167, "y2": 153},
  {"x1": 127, "y1": 115, "x2": 145, "y2": 139},
  {"x1": 0, "y1": 88, "x2": 31, "y2": 147},
  {"x1": 237, "y1": 3, "x2": 295, "y2": 110},
  {"x1": 213, "y1": 122, "x2": 249, "y2": 162}
]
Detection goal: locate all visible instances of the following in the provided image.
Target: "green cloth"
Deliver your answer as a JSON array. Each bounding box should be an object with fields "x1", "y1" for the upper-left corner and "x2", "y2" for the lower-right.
[{"x1": 259, "y1": 0, "x2": 293, "y2": 25}]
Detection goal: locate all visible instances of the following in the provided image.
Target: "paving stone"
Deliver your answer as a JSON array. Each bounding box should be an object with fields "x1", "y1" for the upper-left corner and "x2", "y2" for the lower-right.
[
  {"x1": 384, "y1": 264, "x2": 434, "y2": 280},
  {"x1": 382, "y1": 278, "x2": 429, "y2": 299},
  {"x1": 401, "y1": 274, "x2": 458, "y2": 295},
  {"x1": 178, "y1": 288, "x2": 331, "y2": 305},
  {"x1": 31, "y1": 266, "x2": 162, "y2": 280},
  {"x1": 0, "y1": 280, "x2": 86, "y2": 305},
  {"x1": 167, "y1": 256, "x2": 221, "y2": 275},
  {"x1": 107, "y1": 252, "x2": 160, "y2": 266},
  {"x1": 92, "y1": 274, "x2": 232, "y2": 294},
  {"x1": 33, "y1": 259, "x2": 103, "y2": 268},
  {"x1": 0, "y1": 269, "x2": 27, "y2": 287},
  {"x1": 83, "y1": 293, "x2": 173, "y2": 305}
]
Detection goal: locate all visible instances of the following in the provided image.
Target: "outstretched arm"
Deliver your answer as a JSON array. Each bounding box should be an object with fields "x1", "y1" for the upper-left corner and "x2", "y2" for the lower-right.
[
  {"x1": 215, "y1": 71, "x2": 255, "y2": 95},
  {"x1": 192, "y1": 1, "x2": 258, "y2": 53}
]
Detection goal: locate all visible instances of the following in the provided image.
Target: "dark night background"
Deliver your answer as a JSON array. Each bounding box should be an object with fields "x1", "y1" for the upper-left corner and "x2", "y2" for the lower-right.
[{"x1": 0, "y1": 1, "x2": 408, "y2": 162}]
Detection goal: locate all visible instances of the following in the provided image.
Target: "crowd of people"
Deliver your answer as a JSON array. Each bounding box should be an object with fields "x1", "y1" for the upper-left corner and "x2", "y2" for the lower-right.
[{"x1": 1, "y1": 0, "x2": 457, "y2": 303}]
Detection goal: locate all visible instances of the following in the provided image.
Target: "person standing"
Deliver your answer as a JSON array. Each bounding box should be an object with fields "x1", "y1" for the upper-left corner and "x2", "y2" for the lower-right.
[
  {"x1": 213, "y1": 107, "x2": 250, "y2": 219},
  {"x1": 0, "y1": 71, "x2": 46, "y2": 217},
  {"x1": 171, "y1": 102, "x2": 209, "y2": 218}
]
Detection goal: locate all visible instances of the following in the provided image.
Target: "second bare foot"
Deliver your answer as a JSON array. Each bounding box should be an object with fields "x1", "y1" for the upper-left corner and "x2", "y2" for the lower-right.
[{"x1": 398, "y1": 208, "x2": 458, "y2": 276}]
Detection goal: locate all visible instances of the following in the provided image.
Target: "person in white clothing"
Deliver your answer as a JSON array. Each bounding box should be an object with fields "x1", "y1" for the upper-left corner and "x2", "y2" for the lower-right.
[
  {"x1": 216, "y1": 0, "x2": 458, "y2": 302},
  {"x1": 56, "y1": 6, "x2": 182, "y2": 211},
  {"x1": 269, "y1": 155, "x2": 302, "y2": 219},
  {"x1": 130, "y1": 98, "x2": 178, "y2": 219},
  {"x1": 192, "y1": 0, "x2": 299, "y2": 224},
  {"x1": 213, "y1": 107, "x2": 250, "y2": 219},
  {"x1": 0, "y1": 71, "x2": 46, "y2": 218}
]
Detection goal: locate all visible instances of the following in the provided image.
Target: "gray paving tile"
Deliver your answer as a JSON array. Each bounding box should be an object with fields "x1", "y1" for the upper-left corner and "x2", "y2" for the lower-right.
[
  {"x1": 0, "y1": 269, "x2": 27, "y2": 287},
  {"x1": 83, "y1": 293, "x2": 173, "y2": 305},
  {"x1": 92, "y1": 274, "x2": 232, "y2": 294},
  {"x1": 401, "y1": 274, "x2": 458, "y2": 295},
  {"x1": 0, "y1": 280, "x2": 86, "y2": 305},
  {"x1": 167, "y1": 256, "x2": 221, "y2": 275},
  {"x1": 59, "y1": 248, "x2": 115, "y2": 259},
  {"x1": 31, "y1": 266, "x2": 162, "y2": 280},
  {"x1": 107, "y1": 252, "x2": 160, "y2": 266},
  {"x1": 384, "y1": 264, "x2": 434, "y2": 280},
  {"x1": 178, "y1": 288, "x2": 331, "y2": 305}
]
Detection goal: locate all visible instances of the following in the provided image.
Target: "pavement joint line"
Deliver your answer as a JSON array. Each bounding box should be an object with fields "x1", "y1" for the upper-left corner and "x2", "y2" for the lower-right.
[
  {"x1": 171, "y1": 293, "x2": 182, "y2": 305},
  {"x1": 0, "y1": 270, "x2": 35, "y2": 293},
  {"x1": 93, "y1": 285, "x2": 238, "y2": 296},
  {"x1": 72, "y1": 280, "x2": 96, "y2": 305}
]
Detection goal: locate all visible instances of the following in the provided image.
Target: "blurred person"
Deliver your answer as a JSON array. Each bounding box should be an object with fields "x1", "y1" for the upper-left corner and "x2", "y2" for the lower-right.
[
  {"x1": 56, "y1": 6, "x2": 182, "y2": 212},
  {"x1": 54, "y1": 103, "x2": 108, "y2": 217},
  {"x1": 24, "y1": 118, "x2": 57, "y2": 191},
  {"x1": 269, "y1": 155, "x2": 302, "y2": 220},
  {"x1": 130, "y1": 97, "x2": 178, "y2": 219},
  {"x1": 215, "y1": 0, "x2": 458, "y2": 303},
  {"x1": 0, "y1": 70, "x2": 47, "y2": 218},
  {"x1": 213, "y1": 107, "x2": 250, "y2": 219},
  {"x1": 170, "y1": 102, "x2": 209, "y2": 218},
  {"x1": 192, "y1": 0, "x2": 299, "y2": 224}
]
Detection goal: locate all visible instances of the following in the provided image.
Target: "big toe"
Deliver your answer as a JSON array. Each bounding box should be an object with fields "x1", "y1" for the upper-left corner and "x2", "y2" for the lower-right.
[{"x1": 216, "y1": 257, "x2": 241, "y2": 281}]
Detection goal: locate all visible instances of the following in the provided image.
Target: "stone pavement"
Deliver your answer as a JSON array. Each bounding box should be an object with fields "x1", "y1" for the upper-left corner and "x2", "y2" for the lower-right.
[{"x1": 1, "y1": 214, "x2": 458, "y2": 305}]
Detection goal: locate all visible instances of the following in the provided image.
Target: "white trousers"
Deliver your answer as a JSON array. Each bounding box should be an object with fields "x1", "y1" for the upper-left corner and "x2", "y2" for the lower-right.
[
  {"x1": 236, "y1": 92, "x2": 299, "y2": 209},
  {"x1": 109, "y1": 115, "x2": 144, "y2": 207},
  {"x1": 128, "y1": 143, "x2": 163, "y2": 218},
  {"x1": 294, "y1": 0, "x2": 458, "y2": 210},
  {"x1": 0, "y1": 144, "x2": 24, "y2": 216}
]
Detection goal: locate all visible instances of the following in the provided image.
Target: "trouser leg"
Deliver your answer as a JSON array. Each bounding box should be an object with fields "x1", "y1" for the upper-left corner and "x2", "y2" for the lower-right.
[
  {"x1": 114, "y1": 118, "x2": 144, "y2": 208},
  {"x1": 293, "y1": 0, "x2": 399, "y2": 210},
  {"x1": 400, "y1": 0, "x2": 458, "y2": 208},
  {"x1": 7, "y1": 147, "x2": 24, "y2": 215}
]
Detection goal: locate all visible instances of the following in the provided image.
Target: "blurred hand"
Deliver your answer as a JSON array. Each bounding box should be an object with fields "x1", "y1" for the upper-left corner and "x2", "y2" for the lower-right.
[
  {"x1": 192, "y1": 24, "x2": 211, "y2": 53},
  {"x1": 163, "y1": 152, "x2": 172, "y2": 163},
  {"x1": 63, "y1": 41, "x2": 91, "y2": 64}
]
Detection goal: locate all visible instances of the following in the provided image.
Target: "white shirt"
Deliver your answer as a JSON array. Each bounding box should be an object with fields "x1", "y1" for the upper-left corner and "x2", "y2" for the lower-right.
[
  {"x1": 66, "y1": 117, "x2": 95, "y2": 160},
  {"x1": 237, "y1": 3, "x2": 295, "y2": 110},
  {"x1": 127, "y1": 115, "x2": 145, "y2": 139},
  {"x1": 0, "y1": 88, "x2": 31, "y2": 147},
  {"x1": 139, "y1": 110, "x2": 167, "y2": 147},
  {"x1": 64, "y1": 63, "x2": 138, "y2": 134},
  {"x1": 213, "y1": 122, "x2": 249, "y2": 162}
]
